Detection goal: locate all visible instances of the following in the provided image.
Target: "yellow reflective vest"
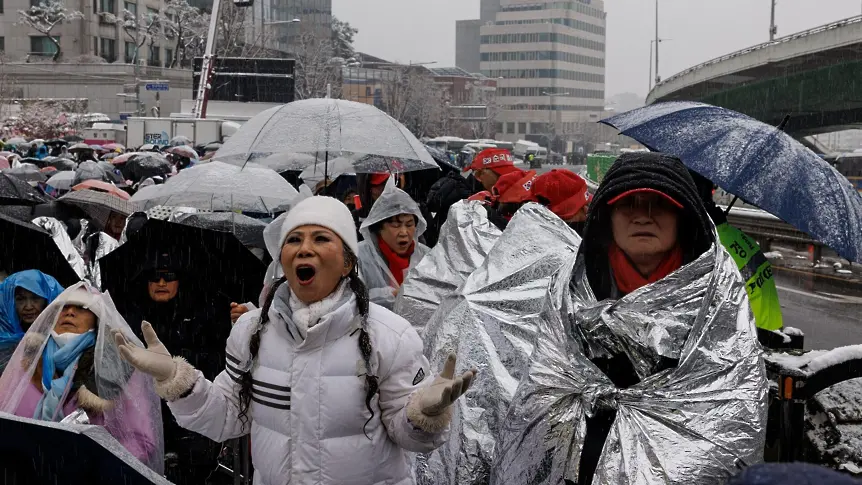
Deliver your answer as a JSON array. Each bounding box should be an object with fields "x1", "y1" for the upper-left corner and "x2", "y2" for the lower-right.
[{"x1": 717, "y1": 223, "x2": 783, "y2": 331}]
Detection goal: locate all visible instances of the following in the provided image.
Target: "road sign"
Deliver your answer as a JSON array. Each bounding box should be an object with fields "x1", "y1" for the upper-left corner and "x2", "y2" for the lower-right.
[
  {"x1": 145, "y1": 83, "x2": 169, "y2": 92},
  {"x1": 119, "y1": 113, "x2": 132, "y2": 121}
]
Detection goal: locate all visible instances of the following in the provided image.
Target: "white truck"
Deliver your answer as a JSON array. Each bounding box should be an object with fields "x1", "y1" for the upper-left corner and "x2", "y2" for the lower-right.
[{"x1": 125, "y1": 117, "x2": 239, "y2": 147}]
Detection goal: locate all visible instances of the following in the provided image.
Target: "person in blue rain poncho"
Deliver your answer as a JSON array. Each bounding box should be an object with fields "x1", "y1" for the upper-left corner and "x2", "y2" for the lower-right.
[{"x1": 0, "y1": 270, "x2": 65, "y2": 371}]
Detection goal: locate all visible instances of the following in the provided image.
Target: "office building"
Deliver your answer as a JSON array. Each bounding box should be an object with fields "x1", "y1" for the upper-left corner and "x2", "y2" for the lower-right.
[
  {"x1": 455, "y1": 20, "x2": 482, "y2": 73},
  {"x1": 0, "y1": 0, "x2": 177, "y2": 65},
  {"x1": 480, "y1": 0, "x2": 607, "y2": 149},
  {"x1": 269, "y1": 0, "x2": 332, "y2": 54}
]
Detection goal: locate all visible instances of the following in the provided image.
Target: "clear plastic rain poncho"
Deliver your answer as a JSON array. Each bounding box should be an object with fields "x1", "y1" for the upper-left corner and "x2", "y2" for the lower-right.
[
  {"x1": 491, "y1": 240, "x2": 768, "y2": 485},
  {"x1": 0, "y1": 282, "x2": 164, "y2": 473},
  {"x1": 394, "y1": 200, "x2": 502, "y2": 335},
  {"x1": 358, "y1": 178, "x2": 430, "y2": 309},
  {"x1": 415, "y1": 203, "x2": 581, "y2": 485}
]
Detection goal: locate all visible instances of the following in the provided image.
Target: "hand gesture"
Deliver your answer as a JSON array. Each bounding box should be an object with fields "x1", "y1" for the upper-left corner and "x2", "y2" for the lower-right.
[
  {"x1": 230, "y1": 302, "x2": 249, "y2": 324},
  {"x1": 114, "y1": 321, "x2": 176, "y2": 382},
  {"x1": 419, "y1": 353, "x2": 477, "y2": 416}
]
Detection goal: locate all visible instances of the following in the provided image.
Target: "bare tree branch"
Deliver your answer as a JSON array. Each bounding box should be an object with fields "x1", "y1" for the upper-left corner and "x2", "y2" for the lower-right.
[{"x1": 16, "y1": 0, "x2": 84, "y2": 61}]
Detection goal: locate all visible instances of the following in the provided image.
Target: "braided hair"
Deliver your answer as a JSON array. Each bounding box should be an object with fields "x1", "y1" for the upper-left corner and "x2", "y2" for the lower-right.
[{"x1": 237, "y1": 247, "x2": 379, "y2": 437}]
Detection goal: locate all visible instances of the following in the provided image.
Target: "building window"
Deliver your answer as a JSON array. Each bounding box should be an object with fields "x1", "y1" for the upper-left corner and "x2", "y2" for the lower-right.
[
  {"x1": 164, "y1": 48, "x2": 173, "y2": 67},
  {"x1": 125, "y1": 41, "x2": 136, "y2": 63},
  {"x1": 0, "y1": 38, "x2": 5, "y2": 53},
  {"x1": 100, "y1": 37, "x2": 116, "y2": 62},
  {"x1": 30, "y1": 36, "x2": 59, "y2": 57},
  {"x1": 507, "y1": 122, "x2": 515, "y2": 134},
  {"x1": 93, "y1": 36, "x2": 99, "y2": 55},
  {"x1": 148, "y1": 44, "x2": 160, "y2": 66},
  {"x1": 518, "y1": 122, "x2": 527, "y2": 134},
  {"x1": 0, "y1": 0, "x2": 4, "y2": 14},
  {"x1": 124, "y1": 1, "x2": 136, "y2": 15},
  {"x1": 99, "y1": 0, "x2": 115, "y2": 13}
]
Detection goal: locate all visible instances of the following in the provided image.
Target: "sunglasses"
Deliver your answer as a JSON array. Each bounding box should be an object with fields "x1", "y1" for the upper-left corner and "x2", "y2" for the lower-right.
[{"x1": 147, "y1": 271, "x2": 179, "y2": 283}]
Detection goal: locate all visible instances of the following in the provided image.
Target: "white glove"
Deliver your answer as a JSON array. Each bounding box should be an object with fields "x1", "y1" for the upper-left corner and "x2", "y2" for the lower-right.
[
  {"x1": 407, "y1": 353, "x2": 477, "y2": 432},
  {"x1": 114, "y1": 321, "x2": 177, "y2": 382},
  {"x1": 419, "y1": 353, "x2": 476, "y2": 415},
  {"x1": 114, "y1": 321, "x2": 197, "y2": 401}
]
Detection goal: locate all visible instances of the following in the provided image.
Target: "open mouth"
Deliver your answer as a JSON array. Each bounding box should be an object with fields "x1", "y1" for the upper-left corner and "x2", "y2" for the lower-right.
[{"x1": 296, "y1": 265, "x2": 316, "y2": 285}]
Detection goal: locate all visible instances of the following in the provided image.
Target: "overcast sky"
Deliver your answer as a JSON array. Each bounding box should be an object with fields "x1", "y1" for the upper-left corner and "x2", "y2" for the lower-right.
[{"x1": 332, "y1": 0, "x2": 862, "y2": 98}]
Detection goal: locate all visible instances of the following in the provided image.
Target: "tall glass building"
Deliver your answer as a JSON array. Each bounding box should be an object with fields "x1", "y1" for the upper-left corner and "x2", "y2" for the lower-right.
[
  {"x1": 270, "y1": 0, "x2": 333, "y2": 53},
  {"x1": 480, "y1": 0, "x2": 606, "y2": 148}
]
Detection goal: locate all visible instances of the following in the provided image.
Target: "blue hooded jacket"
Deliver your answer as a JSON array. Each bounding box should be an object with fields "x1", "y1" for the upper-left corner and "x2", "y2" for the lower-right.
[
  {"x1": 36, "y1": 145, "x2": 49, "y2": 160},
  {"x1": 0, "y1": 270, "x2": 64, "y2": 347}
]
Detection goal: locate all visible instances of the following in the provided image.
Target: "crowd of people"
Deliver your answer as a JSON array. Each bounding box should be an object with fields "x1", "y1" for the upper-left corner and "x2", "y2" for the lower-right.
[{"x1": 0, "y1": 139, "x2": 794, "y2": 484}]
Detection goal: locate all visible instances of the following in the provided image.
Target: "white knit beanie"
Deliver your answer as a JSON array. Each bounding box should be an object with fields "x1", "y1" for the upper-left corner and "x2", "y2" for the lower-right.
[{"x1": 278, "y1": 196, "x2": 359, "y2": 256}]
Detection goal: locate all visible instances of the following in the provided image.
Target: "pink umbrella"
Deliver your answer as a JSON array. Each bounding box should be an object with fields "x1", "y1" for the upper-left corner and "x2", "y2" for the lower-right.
[
  {"x1": 110, "y1": 152, "x2": 141, "y2": 165},
  {"x1": 71, "y1": 180, "x2": 131, "y2": 200},
  {"x1": 166, "y1": 145, "x2": 198, "y2": 159},
  {"x1": 104, "y1": 143, "x2": 125, "y2": 152},
  {"x1": 0, "y1": 156, "x2": 9, "y2": 170}
]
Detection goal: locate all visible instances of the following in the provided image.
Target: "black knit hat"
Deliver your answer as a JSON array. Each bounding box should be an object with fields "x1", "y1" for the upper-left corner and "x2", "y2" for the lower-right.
[{"x1": 579, "y1": 152, "x2": 715, "y2": 300}]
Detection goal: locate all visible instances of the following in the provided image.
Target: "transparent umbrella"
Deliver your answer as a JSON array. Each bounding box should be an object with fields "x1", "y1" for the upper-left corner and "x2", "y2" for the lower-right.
[
  {"x1": 130, "y1": 161, "x2": 298, "y2": 213},
  {"x1": 256, "y1": 152, "x2": 319, "y2": 173},
  {"x1": 214, "y1": 99, "x2": 438, "y2": 174}
]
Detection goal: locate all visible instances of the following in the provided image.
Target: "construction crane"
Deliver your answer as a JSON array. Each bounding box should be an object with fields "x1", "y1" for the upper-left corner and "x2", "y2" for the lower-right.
[{"x1": 192, "y1": 0, "x2": 255, "y2": 118}]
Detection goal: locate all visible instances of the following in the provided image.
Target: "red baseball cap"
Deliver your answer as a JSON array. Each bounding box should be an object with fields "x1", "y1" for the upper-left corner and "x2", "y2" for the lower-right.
[
  {"x1": 491, "y1": 169, "x2": 526, "y2": 198},
  {"x1": 607, "y1": 188, "x2": 683, "y2": 209},
  {"x1": 497, "y1": 170, "x2": 538, "y2": 204},
  {"x1": 369, "y1": 173, "x2": 389, "y2": 186},
  {"x1": 463, "y1": 148, "x2": 520, "y2": 176},
  {"x1": 467, "y1": 190, "x2": 493, "y2": 204},
  {"x1": 531, "y1": 170, "x2": 592, "y2": 220}
]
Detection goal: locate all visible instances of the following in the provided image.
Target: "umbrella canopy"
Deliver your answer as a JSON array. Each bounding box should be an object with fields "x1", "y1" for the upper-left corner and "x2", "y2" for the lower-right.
[
  {"x1": 167, "y1": 145, "x2": 198, "y2": 159},
  {"x1": 46, "y1": 170, "x2": 76, "y2": 191},
  {"x1": 40, "y1": 166, "x2": 57, "y2": 174},
  {"x1": 169, "y1": 135, "x2": 192, "y2": 147},
  {"x1": 97, "y1": 160, "x2": 126, "y2": 184},
  {"x1": 59, "y1": 189, "x2": 138, "y2": 229},
  {"x1": 0, "y1": 212, "x2": 80, "y2": 286},
  {"x1": 131, "y1": 161, "x2": 298, "y2": 213},
  {"x1": 139, "y1": 143, "x2": 159, "y2": 152},
  {"x1": 601, "y1": 101, "x2": 862, "y2": 262},
  {"x1": 0, "y1": 157, "x2": 8, "y2": 170},
  {"x1": 74, "y1": 160, "x2": 108, "y2": 185},
  {"x1": 44, "y1": 138, "x2": 68, "y2": 146},
  {"x1": 90, "y1": 144, "x2": 105, "y2": 151},
  {"x1": 0, "y1": 172, "x2": 53, "y2": 205},
  {"x1": 214, "y1": 99, "x2": 438, "y2": 172},
  {"x1": 424, "y1": 144, "x2": 460, "y2": 172},
  {"x1": 174, "y1": 211, "x2": 268, "y2": 250},
  {"x1": 72, "y1": 180, "x2": 131, "y2": 200},
  {"x1": 5, "y1": 137, "x2": 27, "y2": 147},
  {"x1": 100, "y1": 217, "x2": 266, "y2": 308},
  {"x1": 104, "y1": 142, "x2": 125, "y2": 151},
  {"x1": 48, "y1": 157, "x2": 76, "y2": 171},
  {"x1": 204, "y1": 141, "x2": 222, "y2": 152},
  {"x1": 0, "y1": 413, "x2": 170, "y2": 485},
  {"x1": 3, "y1": 165, "x2": 48, "y2": 183},
  {"x1": 124, "y1": 152, "x2": 172, "y2": 181},
  {"x1": 69, "y1": 142, "x2": 94, "y2": 152},
  {"x1": 256, "y1": 152, "x2": 320, "y2": 173},
  {"x1": 299, "y1": 156, "x2": 356, "y2": 185},
  {"x1": 111, "y1": 152, "x2": 140, "y2": 165}
]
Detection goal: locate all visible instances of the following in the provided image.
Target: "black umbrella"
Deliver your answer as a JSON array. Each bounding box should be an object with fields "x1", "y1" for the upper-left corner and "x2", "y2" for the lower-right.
[
  {"x1": 0, "y1": 172, "x2": 53, "y2": 205},
  {"x1": 63, "y1": 134, "x2": 85, "y2": 142},
  {"x1": 45, "y1": 138, "x2": 69, "y2": 146},
  {"x1": 100, "y1": 218, "x2": 265, "y2": 305},
  {"x1": 174, "y1": 212, "x2": 268, "y2": 251},
  {"x1": 49, "y1": 158, "x2": 77, "y2": 171},
  {"x1": 98, "y1": 160, "x2": 126, "y2": 184},
  {"x1": 18, "y1": 157, "x2": 48, "y2": 169},
  {"x1": 2, "y1": 165, "x2": 48, "y2": 183},
  {"x1": 0, "y1": 413, "x2": 171, "y2": 485},
  {"x1": 123, "y1": 153, "x2": 172, "y2": 181},
  {"x1": 0, "y1": 211, "x2": 80, "y2": 286}
]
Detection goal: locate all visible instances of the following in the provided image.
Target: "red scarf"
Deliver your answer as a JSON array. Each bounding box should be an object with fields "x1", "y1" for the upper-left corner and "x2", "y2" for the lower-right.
[
  {"x1": 608, "y1": 243, "x2": 683, "y2": 295},
  {"x1": 377, "y1": 238, "x2": 414, "y2": 286}
]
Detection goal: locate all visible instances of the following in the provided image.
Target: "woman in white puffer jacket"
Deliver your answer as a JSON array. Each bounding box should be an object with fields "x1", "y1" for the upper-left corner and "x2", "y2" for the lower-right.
[{"x1": 115, "y1": 196, "x2": 476, "y2": 485}]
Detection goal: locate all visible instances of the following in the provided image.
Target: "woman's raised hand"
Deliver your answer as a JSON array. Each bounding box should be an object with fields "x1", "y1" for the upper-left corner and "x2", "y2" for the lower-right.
[{"x1": 114, "y1": 321, "x2": 176, "y2": 382}]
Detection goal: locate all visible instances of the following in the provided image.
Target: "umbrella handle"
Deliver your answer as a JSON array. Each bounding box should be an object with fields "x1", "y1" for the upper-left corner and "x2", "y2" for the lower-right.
[
  {"x1": 724, "y1": 195, "x2": 739, "y2": 216},
  {"x1": 777, "y1": 115, "x2": 791, "y2": 132}
]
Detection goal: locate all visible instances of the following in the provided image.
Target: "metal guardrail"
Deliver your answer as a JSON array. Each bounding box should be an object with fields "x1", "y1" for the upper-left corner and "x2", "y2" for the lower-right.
[{"x1": 653, "y1": 15, "x2": 862, "y2": 91}]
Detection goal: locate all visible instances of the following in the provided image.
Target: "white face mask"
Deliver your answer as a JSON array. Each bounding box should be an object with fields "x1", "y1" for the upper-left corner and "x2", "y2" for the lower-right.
[{"x1": 50, "y1": 329, "x2": 94, "y2": 348}]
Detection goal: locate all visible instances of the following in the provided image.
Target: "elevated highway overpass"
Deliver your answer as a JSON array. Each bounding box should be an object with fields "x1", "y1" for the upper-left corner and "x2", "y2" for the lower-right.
[{"x1": 646, "y1": 16, "x2": 862, "y2": 136}]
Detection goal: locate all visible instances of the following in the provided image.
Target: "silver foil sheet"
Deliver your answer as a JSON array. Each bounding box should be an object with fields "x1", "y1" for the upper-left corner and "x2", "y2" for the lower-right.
[
  {"x1": 492, "y1": 241, "x2": 768, "y2": 485},
  {"x1": 31, "y1": 217, "x2": 88, "y2": 281},
  {"x1": 395, "y1": 200, "x2": 502, "y2": 335},
  {"x1": 89, "y1": 232, "x2": 120, "y2": 289},
  {"x1": 416, "y1": 203, "x2": 581, "y2": 485}
]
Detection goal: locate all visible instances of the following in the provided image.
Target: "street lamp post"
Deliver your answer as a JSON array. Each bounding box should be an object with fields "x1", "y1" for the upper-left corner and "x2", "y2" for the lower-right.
[
  {"x1": 654, "y1": 0, "x2": 661, "y2": 85},
  {"x1": 769, "y1": 0, "x2": 778, "y2": 41}
]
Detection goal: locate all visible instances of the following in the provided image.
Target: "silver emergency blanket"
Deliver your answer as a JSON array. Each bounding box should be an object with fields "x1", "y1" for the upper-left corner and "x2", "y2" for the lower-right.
[
  {"x1": 88, "y1": 232, "x2": 120, "y2": 288},
  {"x1": 492, "y1": 241, "x2": 768, "y2": 485},
  {"x1": 416, "y1": 203, "x2": 581, "y2": 485},
  {"x1": 31, "y1": 216, "x2": 88, "y2": 280},
  {"x1": 394, "y1": 200, "x2": 502, "y2": 334}
]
